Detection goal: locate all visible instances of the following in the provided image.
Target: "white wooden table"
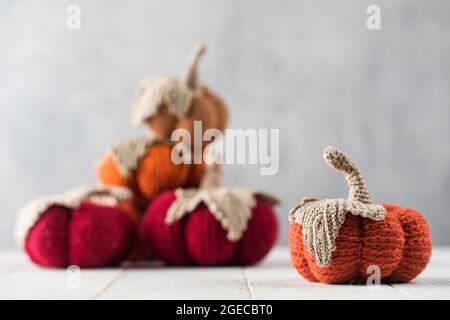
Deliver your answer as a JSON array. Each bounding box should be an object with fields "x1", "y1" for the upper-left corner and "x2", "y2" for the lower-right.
[{"x1": 0, "y1": 248, "x2": 449, "y2": 300}]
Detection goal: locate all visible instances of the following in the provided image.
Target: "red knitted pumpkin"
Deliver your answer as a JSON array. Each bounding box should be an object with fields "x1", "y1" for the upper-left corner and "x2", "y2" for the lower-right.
[
  {"x1": 140, "y1": 164, "x2": 279, "y2": 266},
  {"x1": 140, "y1": 190, "x2": 278, "y2": 266},
  {"x1": 16, "y1": 186, "x2": 137, "y2": 268},
  {"x1": 288, "y1": 147, "x2": 432, "y2": 284}
]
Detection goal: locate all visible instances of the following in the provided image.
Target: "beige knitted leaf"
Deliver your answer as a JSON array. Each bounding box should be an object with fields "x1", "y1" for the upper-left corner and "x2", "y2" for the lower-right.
[
  {"x1": 166, "y1": 188, "x2": 278, "y2": 241},
  {"x1": 345, "y1": 201, "x2": 386, "y2": 220},
  {"x1": 110, "y1": 136, "x2": 171, "y2": 177},
  {"x1": 289, "y1": 198, "x2": 387, "y2": 267},
  {"x1": 130, "y1": 77, "x2": 194, "y2": 126},
  {"x1": 130, "y1": 43, "x2": 208, "y2": 126}
]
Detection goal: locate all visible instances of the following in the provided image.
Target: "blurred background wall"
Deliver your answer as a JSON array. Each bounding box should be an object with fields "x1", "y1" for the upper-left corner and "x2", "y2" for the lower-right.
[{"x1": 1, "y1": 0, "x2": 449, "y2": 248}]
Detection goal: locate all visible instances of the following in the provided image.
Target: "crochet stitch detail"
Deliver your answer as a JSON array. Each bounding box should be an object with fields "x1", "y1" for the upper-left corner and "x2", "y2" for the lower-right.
[
  {"x1": 323, "y1": 146, "x2": 372, "y2": 204},
  {"x1": 288, "y1": 146, "x2": 387, "y2": 267}
]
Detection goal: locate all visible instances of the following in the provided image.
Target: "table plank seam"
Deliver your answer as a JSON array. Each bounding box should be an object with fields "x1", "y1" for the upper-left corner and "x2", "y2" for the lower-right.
[
  {"x1": 388, "y1": 284, "x2": 417, "y2": 300},
  {"x1": 92, "y1": 268, "x2": 126, "y2": 300},
  {"x1": 241, "y1": 268, "x2": 255, "y2": 300}
]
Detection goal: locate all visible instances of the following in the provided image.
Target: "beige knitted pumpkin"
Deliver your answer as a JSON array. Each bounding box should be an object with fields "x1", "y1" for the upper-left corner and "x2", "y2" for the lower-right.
[{"x1": 130, "y1": 43, "x2": 229, "y2": 146}]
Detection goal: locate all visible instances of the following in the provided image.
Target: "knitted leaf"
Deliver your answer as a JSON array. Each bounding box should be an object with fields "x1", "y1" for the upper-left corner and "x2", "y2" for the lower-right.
[
  {"x1": 130, "y1": 78, "x2": 194, "y2": 126},
  {"x1": 166, "y1": 188, "x2": 279, "y2": 241},
  {"x1": 110, "y1": 136, "x2": 175, "y2": 177},
  {"x1": 130, "y1": 43, "x2": 206, "y2": 126},
  {"x1": 289, "y1": 198, "x2": 386, "y2": 267}
]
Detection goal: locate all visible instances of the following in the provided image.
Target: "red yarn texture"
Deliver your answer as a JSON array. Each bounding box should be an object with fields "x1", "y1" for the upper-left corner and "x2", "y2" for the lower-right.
[
  {"x1": 25, "y1": 202, "x2": 136, "y2": 268},
  {"x1": 289, "y1": 204, "x2": 432, "y2": 284},
  {"x1": 140, "y1": 190, "x2": 278, "y2": 266}
]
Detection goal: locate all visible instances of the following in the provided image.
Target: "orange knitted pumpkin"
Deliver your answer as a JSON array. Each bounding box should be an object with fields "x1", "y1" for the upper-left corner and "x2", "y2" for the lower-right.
[
  {"x1": 97, "y1": 138, "x2": 202, "y2": 211},
  {"x1": 288, "y1": 146, "x2": 432, "y2": 284}
]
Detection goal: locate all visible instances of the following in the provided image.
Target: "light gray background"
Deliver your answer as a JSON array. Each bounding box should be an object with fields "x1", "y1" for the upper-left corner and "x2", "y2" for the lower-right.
[{"x1": 1, "y1": 0, "x2": 449, "y2": 248}]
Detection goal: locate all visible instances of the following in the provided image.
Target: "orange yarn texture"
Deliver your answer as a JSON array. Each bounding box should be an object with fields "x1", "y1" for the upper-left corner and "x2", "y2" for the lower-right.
[
  {"x1": 174, "y1": 93, "x2": 227, "y2": 150},
  {"x1": 97, "y1": 154, "x2": 130, "y2": 188},
  {"x1": 199, "y1": 85, "x2": 229, "y2": 133},
  {"x1": 135, "y1": 144, "x2": 189, "y2": 199},
  {"x1": 289, "y1": 204, "x2": 432, "y2": 284}
]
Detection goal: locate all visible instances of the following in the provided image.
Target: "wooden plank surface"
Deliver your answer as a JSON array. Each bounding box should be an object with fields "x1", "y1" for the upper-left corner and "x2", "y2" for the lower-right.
[
  {"x1": 97, "y1": 264, "x2": 250, "y2": 300},
  {"x1": 0, "y1": 253, "x2": 123, "y2": 300},
  {"x1": 389, "y1": 248, "x2": 450, "y2": 300},
  {"x1": 0, "y1": 247, "x2": 449, "y2": 300},
  {"x1": 243, "y1": 250, "x2": 407, "y2": 300}
]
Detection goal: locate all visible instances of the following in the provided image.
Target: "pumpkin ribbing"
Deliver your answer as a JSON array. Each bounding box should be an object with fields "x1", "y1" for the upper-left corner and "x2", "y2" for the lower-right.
[{"x1": 289, "y1": 146, "x2": 432, "y2": 284}]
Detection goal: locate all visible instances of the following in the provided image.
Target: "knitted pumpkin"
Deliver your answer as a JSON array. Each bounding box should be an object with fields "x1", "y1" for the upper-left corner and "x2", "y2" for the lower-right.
[
  {"x1": 140, "y1": 163, "x2": 279, "y2": 266},
  {"x1": 130, "y1": 43, "x2": 229, "y2": 146},
  {"x1": 97, "y1": 136, "x2": 197, "y2": 211},
  {"x1": 16, "y1": 186, "x2": 137, "y2": 268},
  {"x1": 288, "y1": 147, "x2": 432, "y2": 284}
]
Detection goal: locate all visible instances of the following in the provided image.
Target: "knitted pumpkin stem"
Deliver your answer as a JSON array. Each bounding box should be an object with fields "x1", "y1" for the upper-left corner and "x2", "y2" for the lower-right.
[
  {"x1": 199, "y1": 162, "x2": 222, "y2": 189},
  {"x1": 323, "y1": 146, "x2": 372, "y2": 204},
  {"x1": 184, "y1": 42, "x2": 206, "y2": 90}
]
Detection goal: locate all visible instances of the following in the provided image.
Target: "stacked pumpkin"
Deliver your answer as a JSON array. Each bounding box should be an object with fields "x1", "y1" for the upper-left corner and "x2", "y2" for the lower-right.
[
  {"x1": 288, "y1": 146, "x2": 432, "y2": 283},
  {"x1": 97, "y1": 43, "x2": 229, "y2": 211},
  {"x1": 140, "y1": 162, "x2": 279, "y2": 266},
  {"x1": 16, "y1": 43, "x2": 279, "y2": 268}
]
